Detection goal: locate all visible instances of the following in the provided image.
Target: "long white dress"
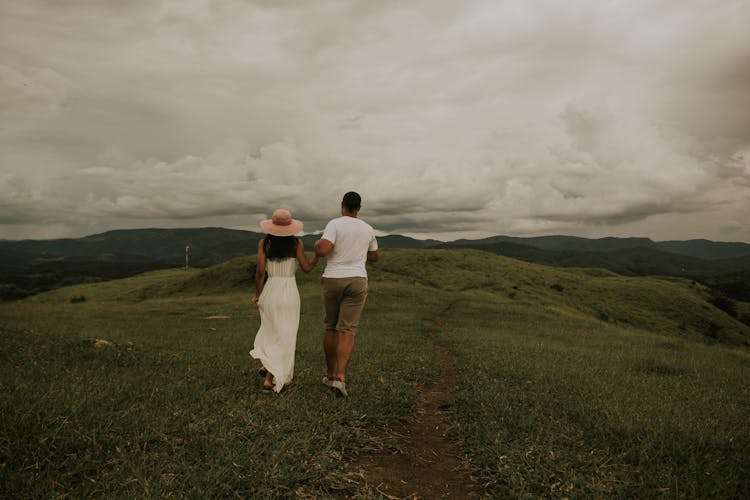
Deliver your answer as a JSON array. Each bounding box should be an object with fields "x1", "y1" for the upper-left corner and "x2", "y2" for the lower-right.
[{"x1": 250, "y1": 257, "x2": 300, "y2": 393}]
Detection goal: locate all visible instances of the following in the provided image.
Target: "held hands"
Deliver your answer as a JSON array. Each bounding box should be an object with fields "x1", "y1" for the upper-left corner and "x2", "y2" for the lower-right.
[{"x1": 251, "y1": 294, "x2": 260, "y2": 308}]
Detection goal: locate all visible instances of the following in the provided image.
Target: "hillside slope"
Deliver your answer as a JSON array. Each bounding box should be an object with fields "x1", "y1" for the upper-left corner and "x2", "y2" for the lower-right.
[
  {"x1": 440, "y1": 240, "x2": 750, "y2": 302},
  {"x1": 3, "y1": 248, "x2": 749, "y2": 498},
  {"x1": 0, "y1": 229, "x2": 440, "y2": 299},
  {"x1": 373, "y1": 249, "x2": 750, "y2": 345},
  {"x1": 3, "y1": 228, "x2": 749, "y2": 302},
  {"x1": 30, "y1": 249, "x2": 750, "y2": 346}
]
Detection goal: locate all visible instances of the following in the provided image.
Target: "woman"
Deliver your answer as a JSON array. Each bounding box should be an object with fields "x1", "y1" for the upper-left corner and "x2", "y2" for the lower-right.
[{"x1": 250, "y1": 209, "x2": 318, "y2": 393}]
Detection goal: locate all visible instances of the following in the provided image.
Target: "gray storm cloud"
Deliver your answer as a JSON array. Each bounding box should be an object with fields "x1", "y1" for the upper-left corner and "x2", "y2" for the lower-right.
[{"x1": 0, "y1": 0, "x2": 748, "y2": 241}]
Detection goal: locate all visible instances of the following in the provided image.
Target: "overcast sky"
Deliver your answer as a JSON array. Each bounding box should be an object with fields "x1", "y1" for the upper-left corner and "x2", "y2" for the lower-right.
[{"x1": 1, "y1": 0, "x2": 749, "y2": 242}]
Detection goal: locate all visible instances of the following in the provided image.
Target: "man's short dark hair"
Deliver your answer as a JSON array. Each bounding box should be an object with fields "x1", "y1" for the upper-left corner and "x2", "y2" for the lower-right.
[{"x1": 342, "y1": 191, "x2": 362, "y2": 211}]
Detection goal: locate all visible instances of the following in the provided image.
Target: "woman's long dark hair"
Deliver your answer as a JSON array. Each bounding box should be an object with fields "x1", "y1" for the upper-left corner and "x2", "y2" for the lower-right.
[{"x1": 263, "y1": 234, "x2": 298, "y2": 260}]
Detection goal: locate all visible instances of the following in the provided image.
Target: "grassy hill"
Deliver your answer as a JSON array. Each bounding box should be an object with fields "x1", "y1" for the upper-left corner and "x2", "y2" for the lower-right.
[
  {"x1": 371, "y1": 249, "x2": 750, "y2": 345},
  {"x1": 0, "y1": 227, "x2": 437, "y2": 263},
  {"x1": 442, "y1": 240, "x2": 750, "y2": 304},
  {"x1": 0, "y1": 228, "x2": 263, "y2": 300},
  {"x1": 3, "y1": 228, "x2": 750, "y2": 302},
  {"x1": 1, "y1": 249, "x2": 749, "y2": 497},
  {"x1": 443, "y1": 241, "x2": 750, "y2": 276},
  {"x1": 23, "y1": 249, "x2": 749, "y2": 345},
  {"x1": 0, "y1": 228, "x2": 439, "y2": 300}
]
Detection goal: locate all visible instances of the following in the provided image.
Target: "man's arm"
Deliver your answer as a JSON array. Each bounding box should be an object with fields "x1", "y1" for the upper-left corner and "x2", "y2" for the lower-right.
[
  {"x1": 367, "y1": 250, "x2": 379, "y2": 262},
  {"x1": 314, "y1": 238, "x2": 334, "y2": 257}
]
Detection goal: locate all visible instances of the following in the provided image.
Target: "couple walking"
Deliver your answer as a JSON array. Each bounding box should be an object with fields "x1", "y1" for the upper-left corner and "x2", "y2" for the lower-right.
[{"x1": 249, "y1": 192, "x2": 379, "y2": 396}]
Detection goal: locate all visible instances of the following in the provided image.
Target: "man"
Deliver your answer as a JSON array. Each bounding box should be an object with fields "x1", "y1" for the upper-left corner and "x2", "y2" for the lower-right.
[{"x1": 314, "y1": 191, "x2": 379, "y2": 397}]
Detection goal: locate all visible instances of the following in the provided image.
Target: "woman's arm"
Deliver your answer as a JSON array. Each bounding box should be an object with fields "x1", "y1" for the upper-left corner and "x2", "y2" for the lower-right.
[
  {"x1": 252, "y1": 239, "x2": 267, "y2": 307},
  {"x1": 296, "y1": 238, "x2": 319, "y2": 273}
]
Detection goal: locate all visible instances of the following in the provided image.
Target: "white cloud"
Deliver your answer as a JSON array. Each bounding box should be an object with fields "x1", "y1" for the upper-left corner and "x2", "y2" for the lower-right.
[{"x1": 0, "y1": 0, "x2": 748, "y2": 242}]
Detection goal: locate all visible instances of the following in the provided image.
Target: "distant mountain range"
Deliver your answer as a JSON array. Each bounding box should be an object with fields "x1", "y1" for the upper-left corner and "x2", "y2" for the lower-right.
[
  {"x1": 1, "y1": 227, "x2": 749, "y2": 301},
  {"x1": 444, "y1": 234, "x2": 750, "y2": 260}
]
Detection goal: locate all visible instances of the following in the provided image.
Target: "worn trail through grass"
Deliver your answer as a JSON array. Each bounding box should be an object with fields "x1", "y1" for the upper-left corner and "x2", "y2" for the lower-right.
[{"x1": 349, "y1": 307, "x2": 480, "y2": 498}]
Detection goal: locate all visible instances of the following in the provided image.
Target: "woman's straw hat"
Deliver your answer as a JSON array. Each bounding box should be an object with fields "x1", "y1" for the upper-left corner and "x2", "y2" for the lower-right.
[{"x1": 259, "y1": 208, "x2": 303, "y2": 236}]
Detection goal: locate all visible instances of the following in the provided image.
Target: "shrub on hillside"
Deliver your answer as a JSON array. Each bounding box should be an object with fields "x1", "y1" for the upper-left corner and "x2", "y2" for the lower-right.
[
  {"x1": 707, "y1": 290, "x2": 738, "y2": 318},
  {"x1": 0, "y1": 284, "x2": 29, "y2": 301},
  {"x1": 706, "y1": 320, "x2": 722, "y2": 339},
  {"x1": 701, "y1": 274, "x2": 750, "y2": 302}
]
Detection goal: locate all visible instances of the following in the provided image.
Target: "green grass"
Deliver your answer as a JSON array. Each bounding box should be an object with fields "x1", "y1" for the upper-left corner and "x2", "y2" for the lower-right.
[
  {"x1": 441, "y1": 295, "x2": 750, "y2": 497},
  {"x1": 1, "y1": 249, "x2": 749, "y2": 497},
  {"x1": 0, "y1": 260, "x2": 442, "y2": 497}
]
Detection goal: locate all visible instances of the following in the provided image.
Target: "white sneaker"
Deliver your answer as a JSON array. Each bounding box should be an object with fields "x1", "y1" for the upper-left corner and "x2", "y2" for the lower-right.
[
  {"x1": 322, "y1": 376, "x2": 334, "y2": 387},
  {"x1": 331, "y1": 380, "x2": 348, "y2": 397}
]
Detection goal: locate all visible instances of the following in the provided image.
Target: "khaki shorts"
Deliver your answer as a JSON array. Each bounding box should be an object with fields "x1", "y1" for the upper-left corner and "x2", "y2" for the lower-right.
[{"x1": 322, "y1": 277, "x2": 368, "y2": 334}]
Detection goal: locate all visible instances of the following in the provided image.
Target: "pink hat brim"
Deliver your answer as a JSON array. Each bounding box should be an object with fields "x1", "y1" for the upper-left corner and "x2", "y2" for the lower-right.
[{"x1": 259, "y1": 219, "x2": 304, "y2": 236}]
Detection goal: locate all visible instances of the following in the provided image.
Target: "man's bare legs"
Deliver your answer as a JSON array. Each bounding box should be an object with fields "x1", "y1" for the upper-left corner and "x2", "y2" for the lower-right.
[
  {"x1": 335, "y1": 331, "x2": 355, "y2": 382},
  {"x1": 324, "y1": 329, "x2": 338, "y2": 379},
  {"x1": 324, "y1": 329, "x2": 355, "y2": 381}
]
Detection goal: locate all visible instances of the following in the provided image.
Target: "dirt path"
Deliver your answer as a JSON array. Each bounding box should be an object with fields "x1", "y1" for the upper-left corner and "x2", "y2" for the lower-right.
[{"x1": 347, "y1": 315, "x2": 481, "y2": 498}]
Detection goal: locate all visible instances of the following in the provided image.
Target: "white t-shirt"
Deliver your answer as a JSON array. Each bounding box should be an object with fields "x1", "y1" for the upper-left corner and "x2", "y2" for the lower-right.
[{"x1": 321, "y1": 216, "x2": 378, "y2": 278}]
